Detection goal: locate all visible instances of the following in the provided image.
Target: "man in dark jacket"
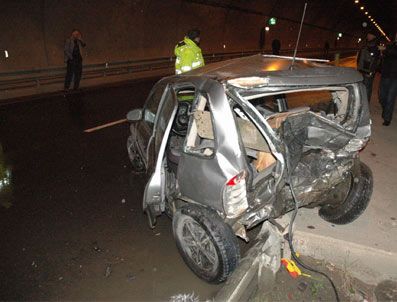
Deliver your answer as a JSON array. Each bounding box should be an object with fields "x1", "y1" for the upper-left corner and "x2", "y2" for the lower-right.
[
  {"x1": 64, "y1": 29, "x2": 86, "y2": 90},
  {"x1": 357, "y1": 32, "x2": 381, "y2": 102},
  {"x1": 271, "y1": 39, "x2": 281, "y2": 55},
  {"x1": 379, "y1": 32, "x2": 397, "y2": 126}
]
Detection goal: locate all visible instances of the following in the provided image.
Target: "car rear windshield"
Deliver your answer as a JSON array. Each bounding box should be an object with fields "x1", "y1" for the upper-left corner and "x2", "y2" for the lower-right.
[{"x1": 246, "y1": 87, "x2": 352, "y2": 125}]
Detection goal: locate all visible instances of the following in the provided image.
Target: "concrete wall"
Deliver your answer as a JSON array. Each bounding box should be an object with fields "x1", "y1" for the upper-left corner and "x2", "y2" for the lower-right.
[{"x1": 0, "y1": 0, "x2": 362, "y2": 72}]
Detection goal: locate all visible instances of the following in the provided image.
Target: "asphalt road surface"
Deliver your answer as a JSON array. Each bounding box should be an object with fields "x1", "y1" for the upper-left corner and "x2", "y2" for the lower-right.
[{"x1": 0, "y1": 78, "x2": 221, "y2": 300}]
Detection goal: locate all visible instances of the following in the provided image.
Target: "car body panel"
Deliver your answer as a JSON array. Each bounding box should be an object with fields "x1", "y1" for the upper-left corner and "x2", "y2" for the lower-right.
[
  {"x1": 185, "y1": 54, "x2": 363, "y2": 87},
  {"x1": 177, "y1": 79, "x2": 249, "y2": 212}
]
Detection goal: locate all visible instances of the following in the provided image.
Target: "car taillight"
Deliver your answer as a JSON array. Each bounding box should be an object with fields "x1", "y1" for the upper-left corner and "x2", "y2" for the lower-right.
[{"x1": 223, "y1": 171, "x2": 248, "y2": 218}]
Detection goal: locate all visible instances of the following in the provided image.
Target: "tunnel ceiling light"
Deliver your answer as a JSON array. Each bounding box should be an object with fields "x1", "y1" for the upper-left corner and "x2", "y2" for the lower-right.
[{"x1": 348, "y1": 0, "x2": 389, "y2": 49}]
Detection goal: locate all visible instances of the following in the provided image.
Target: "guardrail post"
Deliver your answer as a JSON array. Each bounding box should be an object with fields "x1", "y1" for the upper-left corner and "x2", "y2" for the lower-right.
[{"x1": 103, "y1": 62, "x2": 108, "y2": 77}]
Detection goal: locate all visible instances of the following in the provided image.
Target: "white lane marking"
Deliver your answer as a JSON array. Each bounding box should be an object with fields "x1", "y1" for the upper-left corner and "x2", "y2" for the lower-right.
[{"x1": 84, "y1": 119, "x2": 127, "y2": 133}]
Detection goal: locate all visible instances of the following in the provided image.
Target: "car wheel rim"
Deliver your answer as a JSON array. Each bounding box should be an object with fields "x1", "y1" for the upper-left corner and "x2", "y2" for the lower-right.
[
  {"x1": 328, "y1": 172, "x2": 353, "y2": 209},
  {"x1": 179, "y1": 216, "x2": 219, "y2": 274}
]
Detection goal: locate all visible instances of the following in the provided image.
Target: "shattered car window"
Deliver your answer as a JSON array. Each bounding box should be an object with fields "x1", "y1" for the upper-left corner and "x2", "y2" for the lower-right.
[{"x1": 144, "y1": 83, "x2": 167, "y2": 129}]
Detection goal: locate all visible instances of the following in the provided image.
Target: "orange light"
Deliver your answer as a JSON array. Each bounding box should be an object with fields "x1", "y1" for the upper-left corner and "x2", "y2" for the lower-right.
[{"x1": 263, "y1": 62, "x2": 282, "y2": 72}]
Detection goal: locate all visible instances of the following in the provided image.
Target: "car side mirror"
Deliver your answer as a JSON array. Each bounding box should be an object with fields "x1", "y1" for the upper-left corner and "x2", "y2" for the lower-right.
[{"x1": 127, "y1": 109, "x2": 143, "y2": 122}]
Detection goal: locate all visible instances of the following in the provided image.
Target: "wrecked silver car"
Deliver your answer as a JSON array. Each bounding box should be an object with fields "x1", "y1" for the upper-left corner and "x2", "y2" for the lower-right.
[{"x1": 126, "y1": 55, "x2": 373, "y2": 283}]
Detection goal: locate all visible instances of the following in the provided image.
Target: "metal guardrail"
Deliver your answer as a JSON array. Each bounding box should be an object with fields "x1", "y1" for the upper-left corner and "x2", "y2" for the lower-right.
[{"x1": 0, "y1": 48, "x2": 356, "y2": 92}]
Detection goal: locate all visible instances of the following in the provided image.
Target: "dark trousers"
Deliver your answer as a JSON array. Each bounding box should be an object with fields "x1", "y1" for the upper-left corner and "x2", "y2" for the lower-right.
[
  {"x1": 380, "y1": 77, "x2": 397, "y2": 122},
  {"x1": 362, "y1": 74, "x2": 375, "y2": 102},
  {"x1": 64, "y1": 59, "x2": 83, "y2": 89}
]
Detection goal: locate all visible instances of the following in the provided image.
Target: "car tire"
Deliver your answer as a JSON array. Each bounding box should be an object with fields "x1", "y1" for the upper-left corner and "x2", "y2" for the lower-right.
[
  {"x1": 319, "y1": 162, "x2": 373, "y2": 225},
  {"x1": 173, "y1": 204, "x2": 240, "y2": 283}
]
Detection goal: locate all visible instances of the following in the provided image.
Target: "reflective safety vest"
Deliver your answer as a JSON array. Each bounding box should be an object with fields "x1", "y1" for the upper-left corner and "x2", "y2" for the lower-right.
[{"x1": 174, "y1": 37, "x2": 205, "y2": 74}]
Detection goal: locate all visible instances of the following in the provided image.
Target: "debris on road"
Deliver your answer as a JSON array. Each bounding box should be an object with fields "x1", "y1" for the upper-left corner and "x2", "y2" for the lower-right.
[
  {"x1": 169, "y1": 293, "x2": 200, "y2": 302},
  {"x1": 104, "y1": 264, "x2": 112, "y2": 278},
  {"x1": 297, "y1": 281, "x2": 308, "y2": 292},
  {"x1": 92, "y1": 241, "x2": 102, "y2": 253},
  {"x1": 126, "y1": 273, "x2": 136, "y2": 282}
]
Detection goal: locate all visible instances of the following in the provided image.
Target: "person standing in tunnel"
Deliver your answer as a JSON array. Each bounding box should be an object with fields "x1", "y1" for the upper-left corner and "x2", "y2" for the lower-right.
[
  {"x1": 64, "y1": 29, "x2": 86, "y2": 91},
  {"x1": 357, "y1": 32, "x2": 380, "y2": 102},
  {"x1": 379, "y1": 32, "x2": 397, "y2": 126},
  {"x1": 323, "y1": 41, "x2": 330, "y2": 60},
  {"x1": 271, "y1": 39, "x2": 281, "y2": 55},
  {"x1": 175, "y1": 29, "x2": 204, "y2": 74}
]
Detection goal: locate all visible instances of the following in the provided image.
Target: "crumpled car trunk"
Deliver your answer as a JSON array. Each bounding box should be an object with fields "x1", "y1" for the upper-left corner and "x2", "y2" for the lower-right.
[
  {"x1": 281, "y1": 111, "x2": 356, "y2": 170},
  {"x1": 280, "y1": 110, "x2": 364, "y2": 207}
]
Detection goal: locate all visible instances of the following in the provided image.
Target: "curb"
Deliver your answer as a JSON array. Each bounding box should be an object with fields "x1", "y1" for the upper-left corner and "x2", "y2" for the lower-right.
[{"x1": 293, "y1": 230, "x2": 397, "y2": 285}]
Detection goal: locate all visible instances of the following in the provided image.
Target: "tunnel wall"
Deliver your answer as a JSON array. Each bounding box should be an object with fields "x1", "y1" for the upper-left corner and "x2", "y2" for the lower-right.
[{"x1": 0, "y1": 0, "x2": 360, "y2": 72}]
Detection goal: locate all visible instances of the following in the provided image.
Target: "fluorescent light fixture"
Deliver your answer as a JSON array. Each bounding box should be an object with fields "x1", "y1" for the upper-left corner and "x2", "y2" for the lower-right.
[{"x1": 4, "y1": 50, "x2": 8, "y2": 58}]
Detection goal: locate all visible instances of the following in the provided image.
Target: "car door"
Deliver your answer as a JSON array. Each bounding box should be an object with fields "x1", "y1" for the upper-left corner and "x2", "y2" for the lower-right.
[
  {"x1": 128, "y1": 82, "x2": 167, "y2": 171},
  {"x1": 143, "y1": 86, "x2": 178, "y2": 227},
  {"x1": 177, "y1": 81, "x2": 249, "y2": 214}
]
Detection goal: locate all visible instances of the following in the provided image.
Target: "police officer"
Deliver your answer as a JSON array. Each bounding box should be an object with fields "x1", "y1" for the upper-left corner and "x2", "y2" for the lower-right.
[
  {"x1": 175, "y1": 29, "x2": 204, "y2": 74},
  {"x1": 357, "y1": 32, "x2": 381, "y2": 102}
]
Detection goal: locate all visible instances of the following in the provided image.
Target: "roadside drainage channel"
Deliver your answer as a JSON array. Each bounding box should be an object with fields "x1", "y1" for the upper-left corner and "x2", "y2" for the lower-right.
[{"x1": 293, "y1": 230, "x2": 397, "y2": 285}]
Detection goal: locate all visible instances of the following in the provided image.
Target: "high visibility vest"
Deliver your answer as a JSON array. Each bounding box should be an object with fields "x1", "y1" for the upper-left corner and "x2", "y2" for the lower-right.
[{"x1": 174, "y1": 37, "x2": 205, "y2": 74}]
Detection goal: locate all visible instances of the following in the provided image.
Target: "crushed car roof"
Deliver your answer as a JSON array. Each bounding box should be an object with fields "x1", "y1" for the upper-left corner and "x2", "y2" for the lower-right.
[{"x1": 177, "y1": 54, "x2": 363, "y2": 88}]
